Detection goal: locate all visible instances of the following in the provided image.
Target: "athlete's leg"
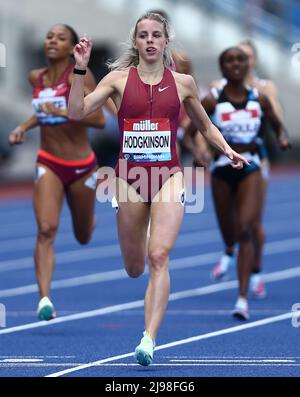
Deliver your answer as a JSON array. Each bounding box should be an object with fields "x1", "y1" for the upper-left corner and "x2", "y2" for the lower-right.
[
  {"x1": 33, "y1": 165, "x2": 64, "y2": 299},
  {"x1": 211, "y1": 175, "x2": 236, "y2": 255},
  {"x1": 115, "y1": 177, "x2": 150, "y2": 278},
  {"x1": 145, "y1": 172, "x2": 184, "y2": 341},
  {"x1": 211, "y1": 175, "x2": 236, "y2": 280},
  {"x1": 65, "y1": 170, "x2": 97, "y2": 245},
  {"x1": 249, "y1": 166, "x2": 268, "y2": 298},
  {"x1": 235, "y1": 170, "x2": 261, "y2": 298},
  {"x1": 252, "y1": 166, "x2": 268, "y2": 273}
]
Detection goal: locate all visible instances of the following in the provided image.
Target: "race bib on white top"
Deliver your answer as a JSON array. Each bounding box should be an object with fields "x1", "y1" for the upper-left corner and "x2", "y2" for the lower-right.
[
  {"x1": 32, "y1": 95, "x2": 67, "y2": 125},
  {"x1": 122, "y1": 118, "x2": 171, "y2": 162},
  {"x1": 32, "y1": 84, "x2": 68, "y2": 125}
]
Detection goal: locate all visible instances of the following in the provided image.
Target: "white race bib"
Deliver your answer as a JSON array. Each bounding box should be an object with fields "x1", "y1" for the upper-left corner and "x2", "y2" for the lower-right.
[
  {"x1": 122, "y1": 118, "x2": 171, "y2": 162},
  {"x1": 32, "y1": 96, "x2": 67, "y2": 125}
]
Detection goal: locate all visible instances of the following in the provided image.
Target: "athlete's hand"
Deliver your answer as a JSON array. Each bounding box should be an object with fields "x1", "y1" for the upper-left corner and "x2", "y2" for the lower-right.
[
  {"x1": 41, "y1": 102, "x2": 67, "y2": 117},
  {"x1": 278, "y1": 135, "x2": 292, "y2": 151},
  {"x1": 9, "y1": 126, "x2": 26, "y2": 145},
  {"x1": 225, "y1": 149, "x2": 250, "y2": 170},
  {"x1": 73, "y1": 35, "x2": 93, "y2": 69}
]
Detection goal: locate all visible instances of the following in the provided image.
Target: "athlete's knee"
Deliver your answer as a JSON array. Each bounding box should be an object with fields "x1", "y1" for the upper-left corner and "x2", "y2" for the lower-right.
[
  {"x1": 253, "y1": 222, "x2": 266, "y2": 243},
  {"x1": 38, "y1": 221, "x2": 58, "y2": 241},
  {"x1": 125, "y1": 262, "x2": 145, "y2": 278},
  {"x1": 74, "y1": 217, "x2": 96, "y2": 245},
  {"x1": 237, "y1": 221, "x2": 253, "y2": 242},
  {"x1": 75, "y1": 231, "x2": 92, "y2": 245},
  {"x1": 148, "y1": 247, "x2": 169, "y2": 273}
]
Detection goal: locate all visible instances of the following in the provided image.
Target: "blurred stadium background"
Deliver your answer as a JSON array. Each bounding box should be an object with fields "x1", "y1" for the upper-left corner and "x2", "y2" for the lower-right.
[{"x1": 0, "y1": 0, "x2": 299, "y2": 184}]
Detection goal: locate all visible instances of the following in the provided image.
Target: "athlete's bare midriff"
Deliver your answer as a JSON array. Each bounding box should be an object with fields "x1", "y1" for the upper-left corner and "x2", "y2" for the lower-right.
[
  {"x1": 40, "y1": 123, "x2": 92, "y2": 160},
  {"x1": 230, "y1": 142, "x2": 257, "y2": 154}
]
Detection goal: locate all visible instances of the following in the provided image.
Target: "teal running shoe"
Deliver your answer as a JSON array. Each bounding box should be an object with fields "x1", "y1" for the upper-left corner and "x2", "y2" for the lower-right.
[
  {"x1": 134, "y1": 331, "x2": 155, "y2": 366},
  {"x1": 37, "y1": 297, "x2": 56, "y2": 321}
]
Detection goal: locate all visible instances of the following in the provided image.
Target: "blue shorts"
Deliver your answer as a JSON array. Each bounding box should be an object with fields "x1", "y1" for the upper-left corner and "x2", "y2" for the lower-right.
[{"x1": 211, "y1": 151, "x2": 260, "y2": 190}]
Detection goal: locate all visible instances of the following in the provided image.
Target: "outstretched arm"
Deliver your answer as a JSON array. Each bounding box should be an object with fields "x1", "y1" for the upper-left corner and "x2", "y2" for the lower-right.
[
  {"x1": 68, "y1": 36, "x2": 115, "y2": 121},
  {"x1": 183, "y1": 120, "x2": 212, "y2": 168},
  {"x1": 182, "y1": 75, "x2": 249, "y2": 169}
]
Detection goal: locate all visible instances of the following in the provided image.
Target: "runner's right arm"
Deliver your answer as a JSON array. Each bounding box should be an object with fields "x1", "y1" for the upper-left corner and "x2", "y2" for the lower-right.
[
  {"x1": 9, "y1": 115, "x2": 39, "y2": 145},
  {"x1": 68, "y1": 36, "x2": 116, "y2": 120}
]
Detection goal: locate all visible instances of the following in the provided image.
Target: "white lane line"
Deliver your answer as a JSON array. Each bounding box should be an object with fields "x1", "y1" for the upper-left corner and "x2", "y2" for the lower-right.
[
  {"x1": 45, "y1": 311, "x2": 294, "y2": 377},
  {"x1": 1, "y1": 265, "x2": 300, "y2": 336},
  {"x1": 1, "y1": 217, "x2": 299, "y2": 255},
  {"x1": 169, "y1": 359, "x2": 295, "y2": 363},
  {"x1": 163, "y1": 355, "x2": 300, "y2": 359},
  {"x1": 0, "y1": 228, "x2": 218, "y2": 256},
  {"x1": 0, "y1": 223, "x2": 299, "y2": 275},
  {"x1": 2, "y1": 363, "x2": 300, "y2": 368},
  {"x1": 0, "y1": 243, "x2": 121, "y2": 273},
  {"x1": 1, "y1": 236, "x2": 300, "y2": 297},
  {"x1": 0, "y1": 198, "x2": 298, "y2": 238},
  {"x1": 0, "y1": 364, "x2": 82, "y2": 367},
  {"x1": 0, "y1": 358, "x2": 296, "y2": 367},
  {"x1": 0, "y1": 190, "x2": 289, "y2": 220},
  {"x1": 0, "y1": 355, "x2": 75, "y2": 358},
  {"x1": 51, "y1": 363, "x2": 300, "y2": 367},
  {"x1": 0, "y1": 359, "x2": 43, "y2": 363}
]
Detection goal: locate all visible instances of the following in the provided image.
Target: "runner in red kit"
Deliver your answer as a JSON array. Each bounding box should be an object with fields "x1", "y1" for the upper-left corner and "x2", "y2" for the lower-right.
[
  {"x1": 9, "y1": 24, "x2": 105, "y2": 321},
  {"x1": 115, "y1": 65, "x2": 182, "y2": 202},
  {"x1": 68, "y1": 12, "x2": 248, "y2": 366}
]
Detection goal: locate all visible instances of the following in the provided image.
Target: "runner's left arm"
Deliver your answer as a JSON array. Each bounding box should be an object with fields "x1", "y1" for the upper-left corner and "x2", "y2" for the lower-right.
[{"x1": 259, "y1": 93, "x2": 291, "y2": 151}]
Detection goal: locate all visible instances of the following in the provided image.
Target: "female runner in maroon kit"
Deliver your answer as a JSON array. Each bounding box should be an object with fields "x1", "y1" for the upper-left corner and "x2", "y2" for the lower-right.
[
  {"x1": 68, "y1": 12, "x2": 248, "y2": 366},
  {"x1": 9, "y1": 24, "x2": 105, "y2": 321}
]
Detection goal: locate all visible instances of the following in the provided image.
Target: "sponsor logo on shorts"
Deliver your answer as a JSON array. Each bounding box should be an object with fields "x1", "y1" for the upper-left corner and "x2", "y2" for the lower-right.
[{"x1": 75, "y1": 168, "x2": 88, "y2": 174}]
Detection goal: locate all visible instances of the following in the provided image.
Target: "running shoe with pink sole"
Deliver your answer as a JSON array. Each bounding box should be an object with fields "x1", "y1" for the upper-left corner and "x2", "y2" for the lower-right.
[{"x1": 211, "y1": 254, "x2": 234, "y2": 282}]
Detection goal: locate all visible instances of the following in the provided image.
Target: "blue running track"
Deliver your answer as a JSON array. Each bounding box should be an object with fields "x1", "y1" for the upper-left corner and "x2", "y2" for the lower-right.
[{"x1": 0, "y1": 171, "x2": 299, "y2": 377}]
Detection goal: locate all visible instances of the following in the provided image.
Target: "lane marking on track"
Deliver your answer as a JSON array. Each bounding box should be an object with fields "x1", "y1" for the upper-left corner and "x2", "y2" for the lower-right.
[
  {"x1": 0, "y1": 359, "x2": 43, "y2": 363},
  {"x1": 0, "y1": 197, "x2": 298, "y2": 238},
  {"x1": 1, "y1": 217, "x2": 299, "y2": 255},
  {"x1": 0, "y1": 235, "x2": 299, "y2": 293},
  {"x1": 2, "y1": 363, "x2": 300, "y2": 368},
  {"x1": 0, "y1": 265, "x2": 300, "y2": 336},
  {"x1": 169, "y1": 359, "x2": 296, "y2": 362},
  {"x1": 45, "y1": 311, "x2": 294, "y2": 377}
]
